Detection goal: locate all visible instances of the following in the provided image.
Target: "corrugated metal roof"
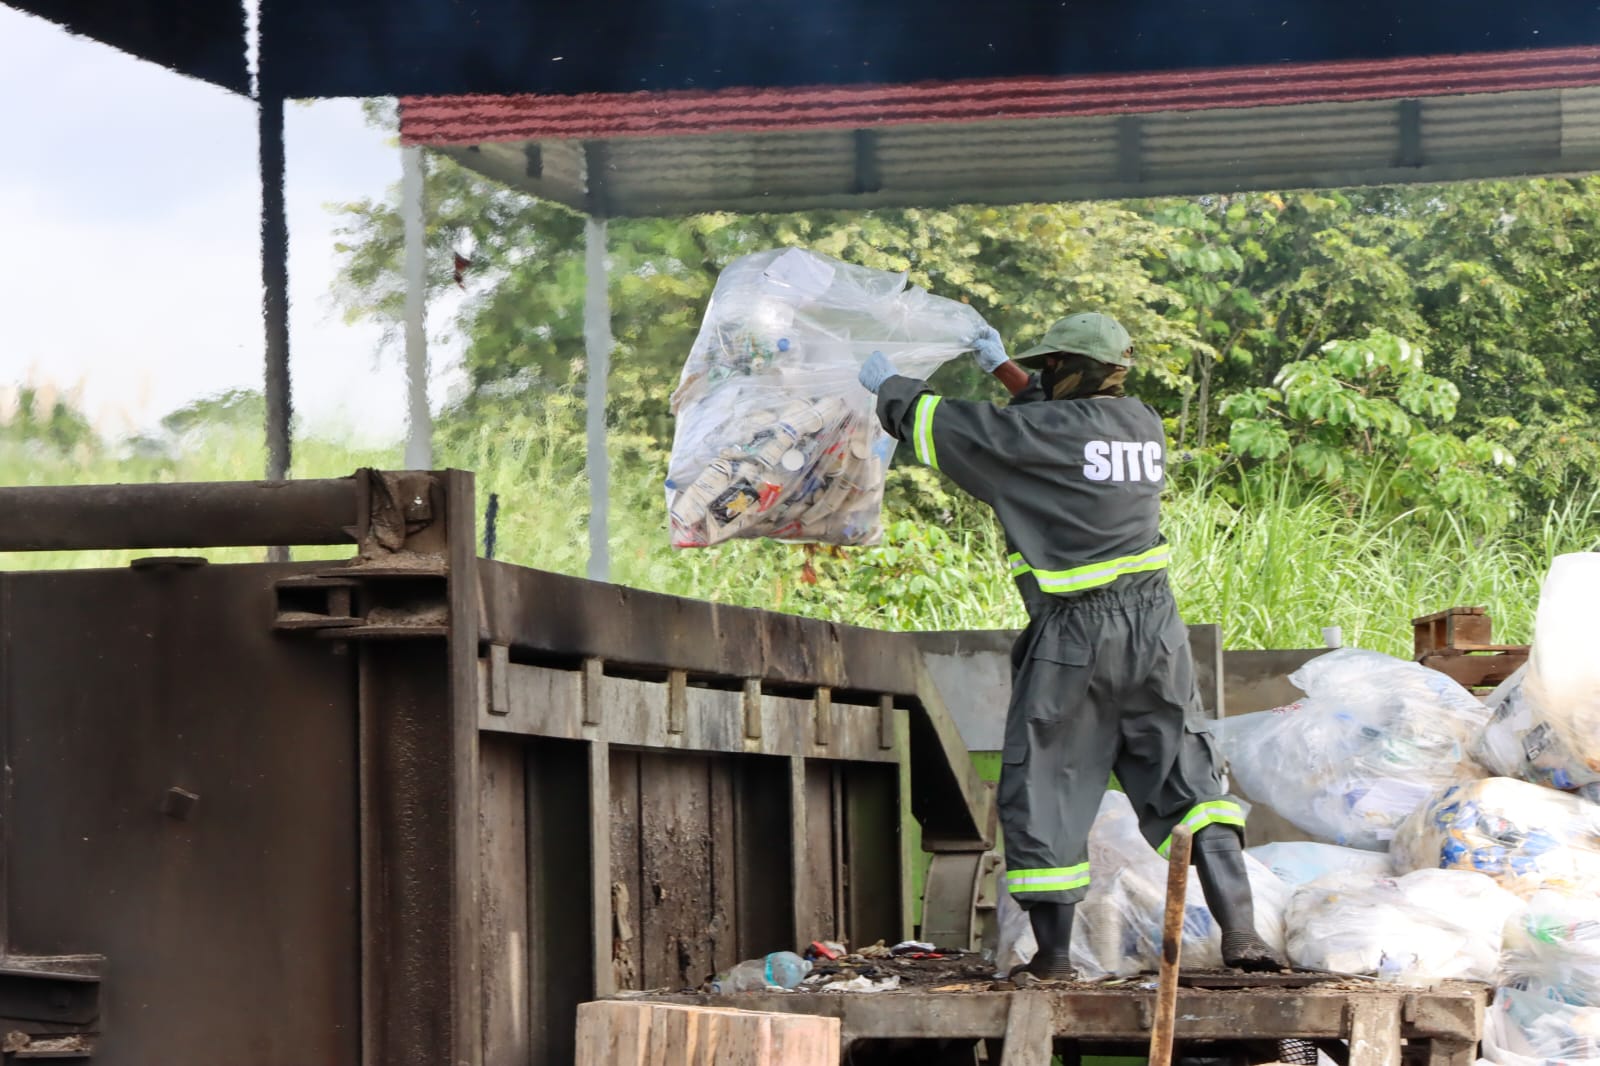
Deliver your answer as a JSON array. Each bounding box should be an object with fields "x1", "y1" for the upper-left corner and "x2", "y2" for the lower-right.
[{"x1": 434, "y1": 95, "x2": 1600, "y2": 217}]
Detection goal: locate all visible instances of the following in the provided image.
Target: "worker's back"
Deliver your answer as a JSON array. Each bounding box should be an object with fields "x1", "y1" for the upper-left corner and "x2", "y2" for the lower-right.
[
  {"x1": 986, "y1": 395, "x2": 1168, "y2": 614},
  {"x1": 874, "y1": 376, "x2": 1170, "y2": 615}
]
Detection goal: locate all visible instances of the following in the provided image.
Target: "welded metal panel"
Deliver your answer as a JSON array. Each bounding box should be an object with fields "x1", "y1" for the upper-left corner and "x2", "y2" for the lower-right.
[{"x1": 0, "y1": 562, "x2": 360, "y2": 1065}]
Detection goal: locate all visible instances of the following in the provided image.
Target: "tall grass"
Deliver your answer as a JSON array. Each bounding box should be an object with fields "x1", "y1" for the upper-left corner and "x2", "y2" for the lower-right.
[{"x1": 6, "y1": 418, "x2": 1597, "y2": 655}]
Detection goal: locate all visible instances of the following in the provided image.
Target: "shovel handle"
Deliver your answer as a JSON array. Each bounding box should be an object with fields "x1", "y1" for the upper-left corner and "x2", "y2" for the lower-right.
[{"x1": 1149, "y1": 826, "x2": 1192, "y2": 1066}]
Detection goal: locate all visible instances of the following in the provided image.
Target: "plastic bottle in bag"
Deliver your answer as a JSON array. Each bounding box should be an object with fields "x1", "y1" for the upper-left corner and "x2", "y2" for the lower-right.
[
  {"x1": 712, "y1": 951, "x2": 812, "y2": 993},
  {"x1": 1503, "y1": 892, "x2": 1600, "y2": 1008}
]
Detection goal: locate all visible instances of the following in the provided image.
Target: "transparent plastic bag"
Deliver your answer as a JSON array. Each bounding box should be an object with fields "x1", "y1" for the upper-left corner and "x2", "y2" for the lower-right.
[
  {"x1": 994, "y1": 791, "x2": 1287, "y2": 980},
  {"x1": 993, "y1": 867, "x2": 1037, "y2": 976},
  {"x1": 1246, "y1": 841, "x2": 1393, "y2": 888},
  {"x1": 1220, "y1": 648, "x2": 1490, "y2": 850},
  {"x1": 1502, "y1": 892, "x2": 1600, "y2": 1007},
  {"x1": 1071, "y1": 792, "x2": 1287, "y2": 979},
  {"x1": 1284, "y1": 868, "x2": 1522, "y2": 982},
  {"x1": 666, "y1": 248, "x2": 984, "y2": 547},
  {"x1": 1473, "y1": 555, "x2": 1600, "y2": 793},
  {"x1": 1485, "y1": 985, "x2": 1600, "y2": 1066},
  {"x1": 1391, "y1": 777, "x2": 1600, "y2": 899}
]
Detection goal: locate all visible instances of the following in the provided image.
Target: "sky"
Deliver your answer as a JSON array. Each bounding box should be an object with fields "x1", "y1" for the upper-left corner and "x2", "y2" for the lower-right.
[{"x1": 0, "y1": 5, "x2": 457, "y2": 444}]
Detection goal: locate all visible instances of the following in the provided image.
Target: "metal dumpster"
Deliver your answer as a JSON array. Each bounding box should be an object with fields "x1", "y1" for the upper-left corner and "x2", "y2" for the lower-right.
[{"x1": 0, "y1": 470, "x2": 995, "y2": 1065}]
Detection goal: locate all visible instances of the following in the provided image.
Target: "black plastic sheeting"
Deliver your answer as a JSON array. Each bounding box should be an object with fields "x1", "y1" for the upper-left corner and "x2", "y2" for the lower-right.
[{"x1": 7, "y1": 0, "x2": 1600, "y2": 100}]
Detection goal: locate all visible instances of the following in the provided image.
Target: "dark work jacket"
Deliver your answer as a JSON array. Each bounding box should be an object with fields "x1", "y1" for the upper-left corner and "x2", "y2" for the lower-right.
[{"x1": 875, "y1": 374, "x2": 1170, "y2": 619}]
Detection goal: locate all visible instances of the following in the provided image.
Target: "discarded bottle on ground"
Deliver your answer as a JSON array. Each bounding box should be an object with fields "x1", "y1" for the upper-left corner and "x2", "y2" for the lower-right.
[{"x1": 712, "y1": 951, "x2": 812, "y2": 993}]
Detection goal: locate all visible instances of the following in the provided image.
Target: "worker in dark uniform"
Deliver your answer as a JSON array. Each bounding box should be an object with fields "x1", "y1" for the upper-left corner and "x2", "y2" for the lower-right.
[{"x1": 858, "y1": 312, "x2": 1285, "y2": 979}]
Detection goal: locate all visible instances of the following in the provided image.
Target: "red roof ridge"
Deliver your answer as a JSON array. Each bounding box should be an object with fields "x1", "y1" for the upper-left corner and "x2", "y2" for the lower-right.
[{"x1": 401, "y1": 45, "x2": 1600, "y2": 145}]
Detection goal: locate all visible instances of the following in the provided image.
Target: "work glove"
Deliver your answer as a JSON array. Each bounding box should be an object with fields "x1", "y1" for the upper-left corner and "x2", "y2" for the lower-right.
[
  {"x1": 971, "y1": 326, "x2": 1009, "y2": 374},
  {"x1": 858, "y1": 350, "x2": 899, "y2": 394}
]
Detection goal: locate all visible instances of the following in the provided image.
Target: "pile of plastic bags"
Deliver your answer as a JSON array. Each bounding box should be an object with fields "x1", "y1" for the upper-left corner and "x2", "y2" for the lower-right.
[
  {"x1": 666, "y1": 248, "x2": 983, "y2": 547},
  {"x1": 1220, "y1": 648, "x2": 1490, "y2": 849}
]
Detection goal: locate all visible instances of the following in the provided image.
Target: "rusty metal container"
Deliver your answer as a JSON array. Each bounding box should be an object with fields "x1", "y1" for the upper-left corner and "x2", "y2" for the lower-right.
[{"x1": 0, "y1": 470, "x2": 995, "y2": 1064}]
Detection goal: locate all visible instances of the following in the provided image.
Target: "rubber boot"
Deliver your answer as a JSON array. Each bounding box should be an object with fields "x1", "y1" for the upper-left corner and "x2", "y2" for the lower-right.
[
  {"x1": 1024, "y1": 902, "x2": 1078, "y2": 980},
  {"x1": 1192, "y1": 825, "x2": 1286, "y2": 972}
]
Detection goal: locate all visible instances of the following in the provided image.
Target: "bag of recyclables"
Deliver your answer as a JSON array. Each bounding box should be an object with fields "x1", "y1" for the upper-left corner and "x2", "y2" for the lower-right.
[
  {"x1": 1502, "y1": 892, "x2": 1600, "y2": 1008},
  {"x1": 1220, "y1": 648, "x2": 1490, "y2": 850},
  {"x1": 1246, "y1": 840, "x2": 1393, "y2": 888},
  {"x1": 1283, "y1": 868, "x2": 1522, "y2": 983},
  {"x1": 1473, "y1": 553, "x2": 1600, "y2": 794},
  {"x1": 1484, "y1": 985, "x2": 1600, "y2": 1066},
  {"x1": 995, "y1": 791, "x2": 1288, "y2": 979},
  {"x1": 1391, "y1": 777, "x2": 1600, "y2": 899},
  {"x1": 666, "y1": 248, "x2": 983, "y2": 547}
]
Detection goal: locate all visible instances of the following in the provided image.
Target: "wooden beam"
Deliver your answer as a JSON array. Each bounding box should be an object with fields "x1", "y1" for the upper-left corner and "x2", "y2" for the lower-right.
[
  {"x1": 1347, "y1": 997, "x2": 1403, "y2": 1066},
  {"x1": 1000, "y1": 994, "x2": 1055, "y2": 1066}
]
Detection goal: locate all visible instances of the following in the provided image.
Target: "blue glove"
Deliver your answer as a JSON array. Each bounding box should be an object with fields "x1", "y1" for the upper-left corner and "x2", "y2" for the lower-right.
[
  {"x1": 971, "y1": 326, "x2": 1009, "y2": 374},
  {"x1": 858, "y1": 350, "x2": 899, "y2": 394}
]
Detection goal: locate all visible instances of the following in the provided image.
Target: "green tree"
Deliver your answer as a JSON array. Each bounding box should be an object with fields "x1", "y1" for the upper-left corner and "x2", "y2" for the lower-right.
[{"x1": 1221, "y1": 329, "x2": 1517, "y2": 523}]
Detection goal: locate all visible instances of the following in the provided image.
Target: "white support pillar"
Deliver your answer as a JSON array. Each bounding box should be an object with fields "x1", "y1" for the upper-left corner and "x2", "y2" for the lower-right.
[
  {"x1": 583, "y1": 216, "x2": 612, "y2": 583},
  {"x1": 401, "y1": 145, "x2": 432, "y2": 470}
]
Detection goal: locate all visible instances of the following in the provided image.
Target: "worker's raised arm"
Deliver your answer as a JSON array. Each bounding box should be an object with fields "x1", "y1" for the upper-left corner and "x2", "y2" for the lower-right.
[
  {"x1": 858, "y1": 350, "x2": 1038, "y2": 505},
  {"x1": 972, "y1": 325, "x2": 1034, "y2": 398}
]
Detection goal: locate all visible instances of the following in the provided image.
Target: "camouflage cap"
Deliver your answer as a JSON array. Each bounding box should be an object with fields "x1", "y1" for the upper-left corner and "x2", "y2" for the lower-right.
[{"x1": 1014, "y1": 312, "x2": 1133, "y2": 368}]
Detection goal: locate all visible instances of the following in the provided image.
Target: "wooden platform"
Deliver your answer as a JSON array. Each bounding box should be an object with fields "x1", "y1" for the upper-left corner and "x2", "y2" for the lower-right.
[{"x1": 620, "y1": 982, "x2": 1488, "y2": 1066}]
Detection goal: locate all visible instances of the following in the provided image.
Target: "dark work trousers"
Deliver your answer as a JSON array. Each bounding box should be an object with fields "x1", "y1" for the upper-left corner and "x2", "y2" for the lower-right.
[{"x1": 998, "y1": 572, "x2": 1246, "y2": 906}]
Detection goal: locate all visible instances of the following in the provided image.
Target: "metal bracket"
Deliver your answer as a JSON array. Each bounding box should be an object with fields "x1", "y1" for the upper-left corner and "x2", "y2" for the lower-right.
[
  {"x1": 488, "y1": 645, "x2": 511, "y2": 716},
  {"x1": 667, "y1": 670, "x2": 687, "y2": 735},
  {"x1": 582, "y1": 658, "x2": 605, "y2": 727},
  {"x1": 742, "y1": 679, "x2": 763, "y2": 740},
  {"x1": 920, "y1": 851, "x2": 986, "y2": 952},
  {"x1": 0, "y1": 955, "x2": 105, "y2": 1060},
  {"x1": 813, "y1": 687, "x2": 832, "y2": 748}
]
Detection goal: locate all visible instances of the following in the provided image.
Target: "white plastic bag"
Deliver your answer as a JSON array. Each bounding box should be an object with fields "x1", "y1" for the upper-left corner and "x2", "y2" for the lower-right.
[
  {"x1": 1247, "y1": 841, "x2": 1393, "y2": 888},
  {"x1": 666, "y1": 248, "x2": 983, "y2": 547},
  {"x1": 1220, "y1": 649, "x2": 1490, "y2": 849},
  {"x1": 1484, "y1": 985, "x2": 1600, "y2": 1066},
  {"x1": 1391, "y1": 777, "x2": 1600, "y2": 899},
  {"x1": 1284, "y1": 868, "x2": 1522, "y2": 982},
  {"x1": 1502, "y1": 892, "x2": 1600, "y2": 1008},
  {"x1": 1474, "y1": 555, "x2": 1600, "y2": 794},
  {"x1": 993, "y1": 868, "x2": 1037, "y2": 976}
]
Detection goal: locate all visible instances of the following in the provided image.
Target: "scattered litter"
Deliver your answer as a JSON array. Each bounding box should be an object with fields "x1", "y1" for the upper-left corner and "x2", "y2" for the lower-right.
[
  {"x1": 813, "y1": 974, "x2": 900, "y2": 994},
  {"x1": 710, "y1": 950, "x2": 811, "y2": 993},
  {"x1": 806, "y1": 940, "x2": 846, "y2": 962},
  {"x1": 1284, "y1": 868, "x2": 1522, "y2": 983},
  {"x1": 1391, "y1": 777, "x2": 1600, "y2": 898},
  {"x1": 1220, "y1": 648, "x2": 1490, "y2": 849},
  {"x1": 666, "y1": 248, "x2": 982, "y2": 547},
  {"x1": 890, "y1": 940, "x2": 939, "y2": 956}
]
